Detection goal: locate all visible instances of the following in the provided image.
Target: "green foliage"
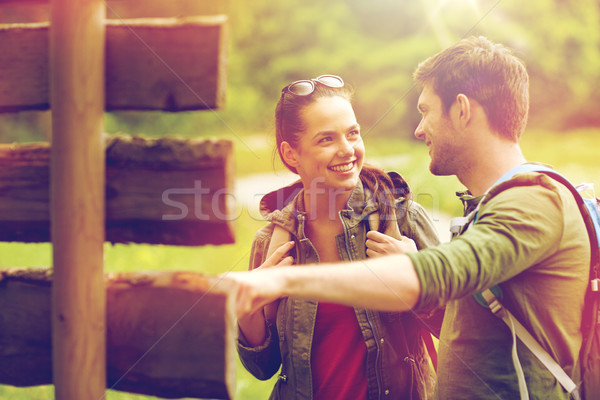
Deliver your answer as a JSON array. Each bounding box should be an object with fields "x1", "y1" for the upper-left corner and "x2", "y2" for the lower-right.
[{"x1": 219, "y1": 0, "x2": 600, "y2": 138}]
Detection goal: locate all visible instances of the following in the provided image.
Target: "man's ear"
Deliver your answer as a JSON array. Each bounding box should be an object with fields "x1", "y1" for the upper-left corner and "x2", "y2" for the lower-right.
[
  {"x1": 455, "y1": 93, "x2": 471, "y2": 129},
  {"x1": 280, "y1": 141, "x2": 300, "y2": 167}
]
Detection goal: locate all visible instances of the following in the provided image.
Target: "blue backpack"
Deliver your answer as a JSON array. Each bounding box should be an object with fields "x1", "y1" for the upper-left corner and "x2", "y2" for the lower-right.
[{"x1": 451, "y1": 164, "x2": 600, "y2": 400}]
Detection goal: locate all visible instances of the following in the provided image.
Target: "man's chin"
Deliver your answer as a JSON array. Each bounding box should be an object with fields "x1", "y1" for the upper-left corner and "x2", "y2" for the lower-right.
[{"x1": 429, "y1": 163, "x2": 453, "y2": 177}]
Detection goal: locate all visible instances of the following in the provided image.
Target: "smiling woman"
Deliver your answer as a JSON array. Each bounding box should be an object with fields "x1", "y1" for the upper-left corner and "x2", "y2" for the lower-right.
[
  {"x1": 235, "y1": 75, "x2": 443, "y2": 400},
  {"x1": 280, "y1": 95, "x2": 365, "y2": 210}
]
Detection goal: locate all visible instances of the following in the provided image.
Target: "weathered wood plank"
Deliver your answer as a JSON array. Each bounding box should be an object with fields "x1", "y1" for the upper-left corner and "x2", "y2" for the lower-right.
[
  {"x1": 0, "y1": 1, "x2": 222, "y2": 17},
  {"x1": 0, "y1": 267, "x2": 236, "y2": 399},
  {"x1": 0, "y1": 16, "x2": 227, "y2": 112},
  {"x1": 0, "y1": 136, "x2": 235, "y2": 245}
]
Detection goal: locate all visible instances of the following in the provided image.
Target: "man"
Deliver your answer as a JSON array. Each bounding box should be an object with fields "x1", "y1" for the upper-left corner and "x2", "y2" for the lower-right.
[{"x1": 228, "y1": 36, "x2": 589, "y2": 399}]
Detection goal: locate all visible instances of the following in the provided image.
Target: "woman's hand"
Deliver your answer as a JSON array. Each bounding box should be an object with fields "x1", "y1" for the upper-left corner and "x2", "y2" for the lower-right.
[
  {"x1": 259, "y1": 240, "x2": 295, "y2": 271},
  {"x1": 234, "y1": 241, "x2": 295, "y2": 347},
  {"x1": 366, "y1": 231, "x2": 417, "y2": 258}
]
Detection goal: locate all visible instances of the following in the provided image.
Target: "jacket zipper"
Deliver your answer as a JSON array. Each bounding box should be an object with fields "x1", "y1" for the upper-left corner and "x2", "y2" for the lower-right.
[
  {"x1": 298, "y1": 214, "x2": 319, "y2": 263},
  {"x1": 339, "y1": 211, "x2": 383, "y2": 399},
  {"x1": 338, "y1": 211, "x2": 353, "y2": 261},
  {"x1": 297, "y1": 213, "x2": 319, "y2": 396}
]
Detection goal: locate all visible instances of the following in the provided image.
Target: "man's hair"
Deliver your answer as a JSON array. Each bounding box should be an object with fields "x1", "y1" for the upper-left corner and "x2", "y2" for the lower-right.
[{"x1": 413, "y1": 36, "x2": 529, "y2": 141}]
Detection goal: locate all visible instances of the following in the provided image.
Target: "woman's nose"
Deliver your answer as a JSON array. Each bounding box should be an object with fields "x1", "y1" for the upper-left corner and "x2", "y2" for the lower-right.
[{"x1": 337, "y1": 138, "x2": 354, "y2": 157}]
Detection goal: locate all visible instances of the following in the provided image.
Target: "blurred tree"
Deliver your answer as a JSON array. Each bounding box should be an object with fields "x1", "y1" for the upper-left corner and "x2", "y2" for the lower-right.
[
  {"x1": 469, "y1": 0, "x2": 600, "y2": 130},
  {"x1": 225, "y1": 0, "x2": 439, "y2": 139},
  {"x1": 225, "y1": 0, "x2": 600, "y2": 137}
]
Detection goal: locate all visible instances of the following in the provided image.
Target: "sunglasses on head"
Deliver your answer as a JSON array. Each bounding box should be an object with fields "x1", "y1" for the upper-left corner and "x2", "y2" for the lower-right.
[{"x1": 281, "y1": 75, "x2": 344, "y2": 97}]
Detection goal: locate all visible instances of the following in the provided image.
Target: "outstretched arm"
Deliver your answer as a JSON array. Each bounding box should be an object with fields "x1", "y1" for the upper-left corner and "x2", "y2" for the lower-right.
[
  {"x1": 227, "y1": 253, "x2": 421, "y2": 318},
  {"x1": 237, "y1": 241, "x2": 295, "y2": 347}
]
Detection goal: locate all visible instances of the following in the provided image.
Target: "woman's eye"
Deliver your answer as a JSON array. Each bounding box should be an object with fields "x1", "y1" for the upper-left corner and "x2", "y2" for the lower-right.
[
  {"x1": 318, "y1": 136, "x2": 332, "y2": 143},
  {"x1": 349, "y1": 130, "x2": 360, "y2": 137}
]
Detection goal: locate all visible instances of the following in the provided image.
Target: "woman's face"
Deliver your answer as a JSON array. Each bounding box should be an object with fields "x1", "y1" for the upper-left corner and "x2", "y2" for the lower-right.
[{"x1": 284, "y1": 96, "x2": 365, "y2": 193}]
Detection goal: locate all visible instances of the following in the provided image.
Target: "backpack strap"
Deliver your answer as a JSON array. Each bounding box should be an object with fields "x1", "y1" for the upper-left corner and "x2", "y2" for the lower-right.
[
  {"x1": 266, "y1": 224, "x2": 292, "y2": 259},
  {"x1": 367, "y1": 208, "x2": 402, "y2": 239},
  {"x1": 482, "y1": 289, "x2": 581, "y2": 400},
  {"x1": 263, "y1": 224, "x2": 292, "y2": 323},
  {"x1": 459, "y1": 164, "x2": 596, "y2": 399}
]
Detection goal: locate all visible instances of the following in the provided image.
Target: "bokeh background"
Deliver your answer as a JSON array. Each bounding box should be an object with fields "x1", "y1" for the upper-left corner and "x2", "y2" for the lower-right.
[{"x1": 1, "y1": 0, "x2": 599, "y2": 398}]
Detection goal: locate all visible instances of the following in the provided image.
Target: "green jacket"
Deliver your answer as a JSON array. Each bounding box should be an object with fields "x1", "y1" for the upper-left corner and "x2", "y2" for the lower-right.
[
  {"x1": 238, "y1": 174, "x2": 442, "y2": 400},
  {"x1": 409, "y1": 171, "x2": 589, "y2": 399}
]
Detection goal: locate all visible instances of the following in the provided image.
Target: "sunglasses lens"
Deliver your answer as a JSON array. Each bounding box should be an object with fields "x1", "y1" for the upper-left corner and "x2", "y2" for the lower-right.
[
  {"x1": 287, "y1": 80, "x2": 315, "y2": 96},
  {"x1": 316, "y1": 75, "x2": 344, "y2": 88}
]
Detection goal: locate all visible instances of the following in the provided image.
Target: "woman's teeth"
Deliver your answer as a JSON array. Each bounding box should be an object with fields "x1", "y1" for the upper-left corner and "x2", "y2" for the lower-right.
[{"x1": 329, "y1": 162, "x2": 354, "y2": 172}]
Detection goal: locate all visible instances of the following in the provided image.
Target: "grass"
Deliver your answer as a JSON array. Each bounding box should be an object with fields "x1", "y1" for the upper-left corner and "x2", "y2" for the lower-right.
[{"x1": 0, "y1": 128, "x2": 598, "y2": 399}]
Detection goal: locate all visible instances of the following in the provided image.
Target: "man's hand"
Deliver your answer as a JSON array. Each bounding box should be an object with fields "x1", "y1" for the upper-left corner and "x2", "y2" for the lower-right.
[
  {"x1": 226, "y1": 241, "x2": 294, "y2": 333},
  {"x1": 366, "y1": 231, "x2": 417, "y2": 258}
]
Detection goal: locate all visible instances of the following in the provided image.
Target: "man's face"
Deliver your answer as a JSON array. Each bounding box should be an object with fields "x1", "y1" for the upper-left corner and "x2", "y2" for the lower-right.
[{"x1": 415, "y1": 84, "x2": 466, "y2": 176}]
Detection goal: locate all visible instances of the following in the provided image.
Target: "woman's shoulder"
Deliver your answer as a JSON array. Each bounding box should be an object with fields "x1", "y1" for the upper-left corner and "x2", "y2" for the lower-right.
[
  {"x1": 249, "y1": 223, "x2": 277, "y2": 269},
  {"x1": 252, "y1": 223, "x2": 276, "y2": 247}
]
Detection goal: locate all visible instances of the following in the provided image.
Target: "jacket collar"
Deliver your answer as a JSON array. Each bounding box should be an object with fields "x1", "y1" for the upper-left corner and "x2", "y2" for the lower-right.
[{"x1": 258, "y1": 174, "x2": 408, "y2": 234}]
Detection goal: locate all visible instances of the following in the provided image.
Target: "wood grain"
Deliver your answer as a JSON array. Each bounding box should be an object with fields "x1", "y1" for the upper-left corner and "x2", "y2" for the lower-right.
[
  {"x1": 0, "y1": 136, "x2": 235, "y2": 245},
  {"x1": 0, "y1": 16, "x2": 227, "y2": 112},
  {"x1": 49, "y1": 0, "x2": 107, "y2": 398},
  {"x1": 0, "y1": 268, "x2": 237, "y2": 399}
]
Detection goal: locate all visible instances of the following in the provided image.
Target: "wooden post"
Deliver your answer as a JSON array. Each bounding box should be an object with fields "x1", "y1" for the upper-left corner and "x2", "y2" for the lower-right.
[{"x1": 49, "y1": 1, "x2": 106, "y2": 399}]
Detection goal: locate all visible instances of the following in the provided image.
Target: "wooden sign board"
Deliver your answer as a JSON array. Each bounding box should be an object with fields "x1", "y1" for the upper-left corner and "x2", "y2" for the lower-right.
[
  {"x1": 0, "y1": 16, "x2": 228, "y2": 112},
  {"x1": 0, "y1": 136, "x2": 235, "y2": 245},
  {"x1": 0, "y1": 267, "x2": 237, "y2": 399}
]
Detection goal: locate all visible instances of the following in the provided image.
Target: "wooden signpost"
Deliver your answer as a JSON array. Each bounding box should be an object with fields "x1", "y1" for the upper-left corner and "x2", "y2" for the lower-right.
[
  {"x1": 0, "y1": 136, "x2": 234, "y2": 245},
  {"x1": 0, "y1": 1, "x2": 234, "y2": 399},
  {"x1": 0, "y1": 267, "x2": 237, "y2": 399},
  {"x1": 50, "y1": 2, "x2": 107, "y2": 398}
]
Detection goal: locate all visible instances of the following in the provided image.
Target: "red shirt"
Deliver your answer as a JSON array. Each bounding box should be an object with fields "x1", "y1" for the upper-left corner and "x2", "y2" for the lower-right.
[{"x1": 311, "y1": 302, "x2": 368, "y2": 400}]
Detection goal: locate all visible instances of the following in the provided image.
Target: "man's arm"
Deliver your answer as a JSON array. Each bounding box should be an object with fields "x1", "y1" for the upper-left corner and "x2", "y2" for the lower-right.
[{"x1": 227, "y1": 254, "x2": 421, "y2": 317}]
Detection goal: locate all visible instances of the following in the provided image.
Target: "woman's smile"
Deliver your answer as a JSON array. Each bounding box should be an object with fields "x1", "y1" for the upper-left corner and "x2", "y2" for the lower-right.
[{"x1": 329, "y1": 160, "x2": 356, "y2": 173}]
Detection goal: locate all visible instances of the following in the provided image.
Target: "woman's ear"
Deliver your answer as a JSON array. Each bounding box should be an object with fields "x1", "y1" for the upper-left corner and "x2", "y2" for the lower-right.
[
  {"x1": 280, "y1": 141, "x2": 300, "y2": 167},
  {"x1": 455, "y1": 93, "x2": 471, "y2": 129}
]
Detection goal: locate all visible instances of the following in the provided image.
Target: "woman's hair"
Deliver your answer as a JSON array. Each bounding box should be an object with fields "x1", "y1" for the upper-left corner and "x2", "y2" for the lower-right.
[
  {"x1": 274, "y1": 79, "x2": 411, "y2": 233},
  {"x1": 360, "y1": 164, "x2": 411, "y2": 233}
]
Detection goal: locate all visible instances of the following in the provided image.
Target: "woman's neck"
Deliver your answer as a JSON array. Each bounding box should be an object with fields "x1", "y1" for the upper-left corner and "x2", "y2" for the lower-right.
[
  {"x1": 302, "y1": 187, "x2": 350, "y2": 263},
  {"x1": 303, "y1": 186, "x2": 352, "y2": 223}
]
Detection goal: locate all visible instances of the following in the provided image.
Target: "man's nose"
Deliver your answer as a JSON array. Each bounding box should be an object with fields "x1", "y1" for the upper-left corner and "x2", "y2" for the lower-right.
[{"x1": 414, "y1": 119, "x2": 425, "y2": 140}]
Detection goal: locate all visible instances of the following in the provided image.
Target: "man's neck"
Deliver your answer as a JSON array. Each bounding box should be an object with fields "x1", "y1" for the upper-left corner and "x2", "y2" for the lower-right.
[{"x1": 458, "y1": 140, "x2": 526, "y2": 197}]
